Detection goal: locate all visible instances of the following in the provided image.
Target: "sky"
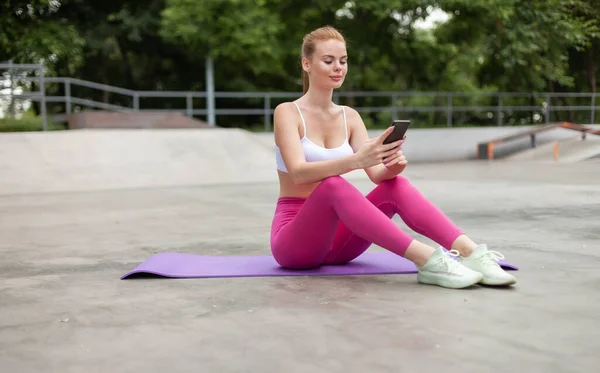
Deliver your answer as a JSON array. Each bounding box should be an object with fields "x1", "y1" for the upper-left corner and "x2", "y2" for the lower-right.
[{"x1": 414, "y1": 7, "x2": 451, "y2": 29}]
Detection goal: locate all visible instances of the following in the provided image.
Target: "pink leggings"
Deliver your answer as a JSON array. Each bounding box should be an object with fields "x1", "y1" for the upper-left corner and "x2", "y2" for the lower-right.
[{"x1": 270, "y1": 175, "x2": 464, "y2": 269}]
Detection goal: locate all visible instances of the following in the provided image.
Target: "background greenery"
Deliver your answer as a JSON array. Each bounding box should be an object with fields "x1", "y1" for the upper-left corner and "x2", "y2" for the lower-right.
[
  {"x1": 1, "y1": 0, "x2": 599, "y2": 130},
  {"x1": 0, "y1": 111, "x2": 63, "y2": 132}
]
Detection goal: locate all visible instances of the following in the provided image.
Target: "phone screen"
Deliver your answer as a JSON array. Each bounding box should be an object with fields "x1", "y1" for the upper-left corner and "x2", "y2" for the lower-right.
[{"x1": 383, "y1": 120, "x2": 410, "y2": 144}]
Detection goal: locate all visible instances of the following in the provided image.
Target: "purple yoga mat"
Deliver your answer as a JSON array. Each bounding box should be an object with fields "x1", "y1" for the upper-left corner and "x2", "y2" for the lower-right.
[{"x1": 121, "y1": 251, "x2": 518, "y2": 279}]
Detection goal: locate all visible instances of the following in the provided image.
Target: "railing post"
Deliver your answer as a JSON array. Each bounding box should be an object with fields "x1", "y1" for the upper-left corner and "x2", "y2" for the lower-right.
[
  {"x1": 446, "y1": 94, "x2": 452, "y2": 127},
  {"x1": 545, "y1": 95, "x2": 550, "y2": 123},
  {"x1": 591, "y1": 93, "x2": 596, "y2": 124},
  {"x1": 39, "y1": 65, "x2": 47, "y2": 131},
  {"x1": 133, "y1": 92, "x2": 139, "y2": 111},
  {"x1": 264, "y1": 94, "x2": 271, "y2": 131},
  {"x1": 391, "y1": 93, "x2": 398, "y2": 121},
  {"x1": 497, "y1": 95, "x2": 503, "y2": 126},
  {"x1": 65, "y1": 79, "x2": 71, "y2": 114},
  {"x1": 8, "y1": 59, "x2": 15, "y2": 118},
  {"x1": 206, "y1": 54, "x2": 216, "y2": 126},
  {"x1": 186, "y1": 93, "x2": 193, "y2": 117}
]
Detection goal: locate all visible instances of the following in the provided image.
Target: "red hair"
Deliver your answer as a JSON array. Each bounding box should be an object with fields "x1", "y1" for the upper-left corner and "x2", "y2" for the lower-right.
[{"x1": 301, "y1": 26, "x2": 346, "y2": 94}]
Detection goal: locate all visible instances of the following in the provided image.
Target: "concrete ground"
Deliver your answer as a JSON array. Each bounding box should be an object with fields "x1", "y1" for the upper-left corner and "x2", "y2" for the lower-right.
[{"x1": 1, "y1": 158, "x2": 599, "y2": 373}]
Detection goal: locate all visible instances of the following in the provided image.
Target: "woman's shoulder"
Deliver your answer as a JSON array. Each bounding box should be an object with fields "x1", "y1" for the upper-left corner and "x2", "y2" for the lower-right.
[
  {"x1": 274, "y1": 101, "x2": 361, "y2": 120},
  {"x1": 337, "y1": 104, "x2": 363, "y2": 125},
  {"x1": 275, "y1": 101, "x2": 298, "y2": 110},
  {"x1": 273, "y1": 102, "x2": 302, "y2": 132},
  {"x1": 273, "y1": 101, "x2": 299, "y2": 119},
  {"x1": 335, "y1": 103, "x2": 358, "y2": 117}
]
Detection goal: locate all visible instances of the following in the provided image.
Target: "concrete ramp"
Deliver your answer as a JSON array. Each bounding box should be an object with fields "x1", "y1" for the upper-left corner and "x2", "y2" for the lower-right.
[
  {"x1": 0, "y1": 128, "x2": 279, "y2": 195},
  {"x1": 4, "y1": 124, "x2": 599, "y2": 195},
  {"x1": 506, "y1": 135, "x2": 600, "y2": 162},
  {"x1": 66, "y1": 111, "x2": 211, "y2": 129}
]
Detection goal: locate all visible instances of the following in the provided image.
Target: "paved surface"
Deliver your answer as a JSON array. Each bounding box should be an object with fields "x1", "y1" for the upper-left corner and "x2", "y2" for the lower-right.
[{"x1": 1, "y1": 157, "x2": 599, "y2": 373}]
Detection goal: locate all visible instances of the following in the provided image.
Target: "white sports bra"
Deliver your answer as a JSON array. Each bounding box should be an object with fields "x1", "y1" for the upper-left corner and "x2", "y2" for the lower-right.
[{"x1": 275, "y1": 102, "x2": 354, "y2": 173}]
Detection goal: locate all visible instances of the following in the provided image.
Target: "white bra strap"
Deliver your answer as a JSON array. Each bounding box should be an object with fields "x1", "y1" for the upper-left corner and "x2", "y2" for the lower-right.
[
  {"x1": 293, "y1": 102, "x2": 307, "y2": 138},
  {"x1": 342, "y1": 106, "x2": 348, "y2": 140}
]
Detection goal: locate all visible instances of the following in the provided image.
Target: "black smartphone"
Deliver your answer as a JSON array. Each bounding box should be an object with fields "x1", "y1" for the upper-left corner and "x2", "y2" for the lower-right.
[{"x1": 383, "y1": 120, "x2": 411, "y2": 144}]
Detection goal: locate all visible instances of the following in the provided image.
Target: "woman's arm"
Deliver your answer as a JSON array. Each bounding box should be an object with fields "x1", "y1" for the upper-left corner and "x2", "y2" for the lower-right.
[
  {"x1": 345, "y1": 107, "x2": 407, "y2": 184},
  {"x1": 274, "y1": 103, "x2": 361, "y2": 184}
]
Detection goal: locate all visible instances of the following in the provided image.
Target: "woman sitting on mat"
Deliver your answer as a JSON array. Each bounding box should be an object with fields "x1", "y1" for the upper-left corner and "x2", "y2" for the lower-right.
[{"x1": 270, "y1": 25, "x2": 516, "y2": 289}]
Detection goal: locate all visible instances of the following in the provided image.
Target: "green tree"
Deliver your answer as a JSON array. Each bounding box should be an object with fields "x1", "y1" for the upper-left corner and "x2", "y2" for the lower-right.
[
  {"x1": 568, "y1": 1, "x2": 600, "y2": 93},
  {"x1": 160, "y1": 0, "x2": 285, "y2": 91},
  {"x1": 438, "y1": 0, "x2": 598, "y2": 92},
  {"x1": 2, "y1": 0, "x2": 599, "y2": 128},
  {"x1": 0, "y1": 0, "x2": 84, "y2": 74}
]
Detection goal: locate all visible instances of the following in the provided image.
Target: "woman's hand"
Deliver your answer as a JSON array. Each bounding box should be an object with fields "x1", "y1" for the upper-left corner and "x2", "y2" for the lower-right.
[
  {"x1": 353, "y1": 126, "x2": 403, "y2": 169},
  {"x1": 380, "y1": 136, "x2": 408, "y2": 177},
  {"x1": 382, "y1": 136, "x2": 407, "y2": 168}
]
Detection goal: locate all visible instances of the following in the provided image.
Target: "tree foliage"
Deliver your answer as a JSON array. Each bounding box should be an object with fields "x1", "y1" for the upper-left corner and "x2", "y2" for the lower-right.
[
  {"x1": 0, "y1": 0, "x2": 84, "y2": 74},
  {"x1": 1, "y1": 0, "x2": 599, "y2": 127}
]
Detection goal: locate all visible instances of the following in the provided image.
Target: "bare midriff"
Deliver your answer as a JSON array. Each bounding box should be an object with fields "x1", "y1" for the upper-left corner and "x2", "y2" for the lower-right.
[{"x1": 277, "y1": 171, "x2": 321, "y2": 199}]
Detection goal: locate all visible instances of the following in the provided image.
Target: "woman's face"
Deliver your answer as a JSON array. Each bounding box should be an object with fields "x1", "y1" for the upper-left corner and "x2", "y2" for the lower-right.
[{"x1": 304, "y1": 39, "x2": 348, "y2": 91}]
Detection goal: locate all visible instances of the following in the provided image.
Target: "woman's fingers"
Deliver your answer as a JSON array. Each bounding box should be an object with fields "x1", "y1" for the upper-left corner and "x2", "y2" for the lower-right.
[
  {"x1": 383, "y1": 152, "x2": 401, "y2": 165},
  {"x1": 382, "y1": 146, "x2": 404, "y2": 160},
  {"x1": 377, "y1": 126, "x2": 396, "y2": 144},
  {"x1": 383, "y1": 151, "x2": 407, "y2": 167},
  {"x1": 383, "y1": 139, "x2": 403, "y2": 151}
]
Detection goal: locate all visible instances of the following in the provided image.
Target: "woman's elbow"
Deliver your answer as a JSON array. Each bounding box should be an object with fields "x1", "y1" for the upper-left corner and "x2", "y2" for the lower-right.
[
  {"x1": 290, "y1": 171, "x2": 308, "y2": 185},
  {"x1": 288, "y1": 167, "x2": 310, "y2": 185},
  {"x1": 365, "y1": 168, "x2": 382, "y2": 185}
]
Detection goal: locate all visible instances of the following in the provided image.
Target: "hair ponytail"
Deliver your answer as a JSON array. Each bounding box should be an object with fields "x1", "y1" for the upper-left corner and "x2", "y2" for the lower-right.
[
  {"x1": 300, "y1": 26, "x2": 345, "y2": 94},
  {"x1": 302, "y1": 70, "x2": 310, "y2": 94}
]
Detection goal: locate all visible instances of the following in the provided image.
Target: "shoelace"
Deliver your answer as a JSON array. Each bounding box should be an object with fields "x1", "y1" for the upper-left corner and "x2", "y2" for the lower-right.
[
  {"x1": 479, "y1": 250, "x2": 505, "y2": 268},
  {"x1": 440, "y1": 249, "x2": 462, "y2": 271}
]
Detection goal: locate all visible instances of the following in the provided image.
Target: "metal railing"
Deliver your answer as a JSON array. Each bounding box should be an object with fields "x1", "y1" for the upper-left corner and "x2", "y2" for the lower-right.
[
  {"x1": 1, "y1": 62, "x2": 49, "y2": 130},
  {"x1": 1, "y1": 62, "x2": 597, "y2": 131}
]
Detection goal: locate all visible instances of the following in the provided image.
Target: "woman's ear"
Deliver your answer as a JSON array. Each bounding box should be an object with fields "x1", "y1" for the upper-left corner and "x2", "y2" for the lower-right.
[{"x1": 301, "y1": 57, "x2": 310, "y2": 73}]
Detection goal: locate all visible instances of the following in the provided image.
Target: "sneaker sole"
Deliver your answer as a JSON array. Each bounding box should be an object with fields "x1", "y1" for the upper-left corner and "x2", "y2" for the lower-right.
[
  {"x1": 417, "y1": 272, "x2": 483, "y2": 289},
  {"x1": 481, "y1": 277, "x2": 517, "y2": 286}
]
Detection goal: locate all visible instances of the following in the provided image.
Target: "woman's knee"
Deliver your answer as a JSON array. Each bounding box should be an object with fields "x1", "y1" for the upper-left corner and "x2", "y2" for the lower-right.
[
  {"x1": 314, "y1": 175, "x2": 352, "y2": 196},
  {"x1": 379, "y1": 175, "x2": 412, "y2": 190},
  {"x1": 389, "y1": 175, "x2": 411, "y2": 185},
  {"x1": 320, "y1": 176, "x2": 368, "y2": 203},
  {"x1": 319, "y1": 175, "x2": 348, "y2": 188}
]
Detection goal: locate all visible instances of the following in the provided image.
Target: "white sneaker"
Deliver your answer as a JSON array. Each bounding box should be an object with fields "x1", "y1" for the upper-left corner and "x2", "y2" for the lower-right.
[
  {"x1": 459, "y1": 244, "x2": 517, "y2": 286},
  {"x1": 417, "y1": 247, "x2": 483, "y2": 289}
]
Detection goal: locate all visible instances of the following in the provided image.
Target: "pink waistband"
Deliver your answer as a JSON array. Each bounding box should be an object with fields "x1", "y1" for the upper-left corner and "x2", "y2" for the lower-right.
[{"x1": 277, "y1": 197, "x2": 306, "y2": 205}]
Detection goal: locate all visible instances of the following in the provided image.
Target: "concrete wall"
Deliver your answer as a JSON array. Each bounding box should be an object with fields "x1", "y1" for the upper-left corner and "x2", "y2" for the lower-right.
[{"x1": 255, "y1": 124, "x2": 600, "y2": 163}]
